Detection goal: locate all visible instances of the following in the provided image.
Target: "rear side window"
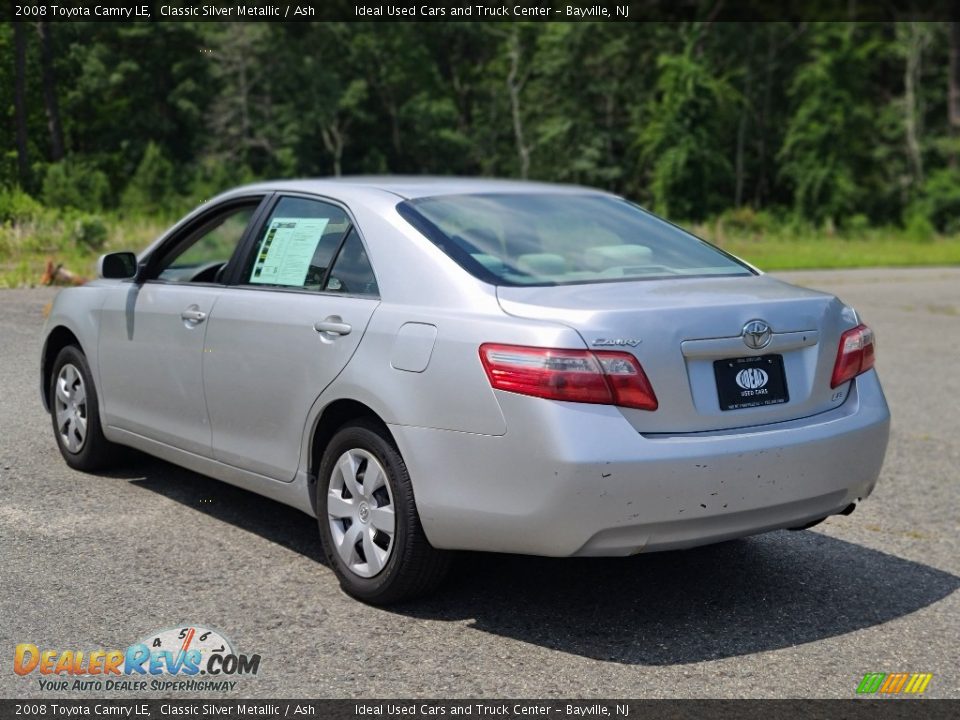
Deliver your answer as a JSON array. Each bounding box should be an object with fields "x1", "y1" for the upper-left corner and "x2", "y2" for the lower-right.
[
  {"x1": 397, "y1": 193, "x2": 753, "y2": 286},
  {"x1": 244, "y1": 196, "x2": 350, "y2": 290},
  {"x1": 324, "y1": 230, "x2": 379, "y2": 296}
]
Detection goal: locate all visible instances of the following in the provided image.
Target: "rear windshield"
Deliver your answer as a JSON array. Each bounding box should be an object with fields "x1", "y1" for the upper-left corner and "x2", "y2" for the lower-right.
[{"x1": 397, "y1": 193, "x2": 753, "y2": 286}]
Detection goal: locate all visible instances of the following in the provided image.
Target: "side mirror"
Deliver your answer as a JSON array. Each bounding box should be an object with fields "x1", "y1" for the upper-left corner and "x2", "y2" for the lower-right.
[{"x1": 98, "y1": 252, "x2": 139, "y2": 280}]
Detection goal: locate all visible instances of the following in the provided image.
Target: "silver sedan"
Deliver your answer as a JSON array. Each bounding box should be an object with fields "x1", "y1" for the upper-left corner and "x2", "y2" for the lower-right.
[{"x1": 40, "y1": 178, "x2": 890, "y2": 603}]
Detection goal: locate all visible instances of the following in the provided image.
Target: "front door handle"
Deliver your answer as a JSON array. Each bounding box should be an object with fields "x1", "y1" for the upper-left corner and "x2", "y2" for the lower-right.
[
  {"x1": 181, "y1": 307, "x2": 207, "y2": 324},
  {"x1": 314, "y1": 318, "x2": 351, "y2": 336}
]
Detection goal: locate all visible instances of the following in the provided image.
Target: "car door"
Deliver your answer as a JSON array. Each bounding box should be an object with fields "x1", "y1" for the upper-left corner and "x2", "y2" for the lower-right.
[
  {"x1": 97, "y1": 197, "x2": 267, "y2": 456},
  {"x1": 202, "y1": 194, "x2": 380, "y2": 481}
]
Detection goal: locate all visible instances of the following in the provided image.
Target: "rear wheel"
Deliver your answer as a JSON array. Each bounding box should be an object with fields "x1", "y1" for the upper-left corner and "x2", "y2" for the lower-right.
[
  {"x1": 317, "y1": 420, "x2": 451, "y2": 604},
  {"x1": 49, "y1": 345, "x2": 121, "y2": 471}
]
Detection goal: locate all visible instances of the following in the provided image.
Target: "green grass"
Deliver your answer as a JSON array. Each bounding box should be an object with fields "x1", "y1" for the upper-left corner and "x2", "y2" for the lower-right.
[
  {"x1": 0, "y1": 215, "x2": 169, "y2": 288},
  {"x1": 711, "y1": 235, "x2": 960, "y2": 271},
  {"x1": 1, "y1": 212, "x2": 959, "y2": 287}
]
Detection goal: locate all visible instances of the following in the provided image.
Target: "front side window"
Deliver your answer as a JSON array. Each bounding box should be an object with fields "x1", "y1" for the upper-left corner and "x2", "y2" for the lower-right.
[
  {"x1": 244, "y1": 196, "x2": 351, "y2": 290},
  {"x1": 398, "y1": 193, "x2": 753, "y2": 286},
  {"x1": 155, "y1": 203, "x2": 258, "y2": 283}
]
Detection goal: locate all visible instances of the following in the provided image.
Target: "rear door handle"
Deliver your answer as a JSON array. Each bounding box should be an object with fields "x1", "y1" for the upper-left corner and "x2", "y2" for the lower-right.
[
  {"x1": 181, "y1": 307, "x2": 207, "y2": 324},
  {"x1": 314, "y1": 318, "x2": 352, "y2": 336}
]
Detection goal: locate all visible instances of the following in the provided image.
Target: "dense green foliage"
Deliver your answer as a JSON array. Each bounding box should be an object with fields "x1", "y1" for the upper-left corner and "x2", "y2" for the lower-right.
[{"x1": 2, "y1": 20, "x2": 960, "y2": 277}]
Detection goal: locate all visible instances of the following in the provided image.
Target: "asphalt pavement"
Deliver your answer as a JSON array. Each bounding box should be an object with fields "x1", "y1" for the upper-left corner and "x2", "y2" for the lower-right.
[{"x1": 0, "y1": 267, "x2": 957, "y2": 699}]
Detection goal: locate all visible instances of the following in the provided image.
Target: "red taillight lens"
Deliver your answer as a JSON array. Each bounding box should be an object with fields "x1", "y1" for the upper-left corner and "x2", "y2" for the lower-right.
[
  {"x1": 830, "y1": 324, "x2": 876, "y2": 388},
  {"x1": 479, "y1": 344, "x2": 658, "y2": 411}
]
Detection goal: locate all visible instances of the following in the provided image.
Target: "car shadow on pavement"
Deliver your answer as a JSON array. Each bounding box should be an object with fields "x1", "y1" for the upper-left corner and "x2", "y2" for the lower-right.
[
  {"x1": 417, "y1": 538, "x2": 960, "y2": 665},
  {"x1": 114, "y1": 456, "x2": 329, "y2": 566},
  {"x1": 122, "y1": 456, "x2": 960, "y2": 666}
]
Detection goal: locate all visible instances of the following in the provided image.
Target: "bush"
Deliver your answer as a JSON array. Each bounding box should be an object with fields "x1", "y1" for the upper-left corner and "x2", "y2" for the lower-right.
[
  {"x1": 188, "y1": 159, "x2": 256, "y2": 206},
  {"x1": 844, "y1": 213, "x2": 871, "y2": 235},
  {"x1": 69, "y1": 213, "x2": 109, "y2": 251},
  {"x1": 903, "y1": 209, "x2": 936, "y2": 243},
  {"x1": 912, "y1": 168, "x2": 960, "y2": 234},
  {"x1": 0, "y1": 150, "x2": 24, "y2": 191},
  {"x1": 715, "y1": 207, "x2": 777, "y2": 237},
  {"x1": 0, "y1": 186, "x2": 44, "y2": 223},
  {"x1": 41, "y1": 160, "x2": 110, "y2": 212},
  {"x1": 121, "y1": 142, "x2": 176, "y2": 215}
]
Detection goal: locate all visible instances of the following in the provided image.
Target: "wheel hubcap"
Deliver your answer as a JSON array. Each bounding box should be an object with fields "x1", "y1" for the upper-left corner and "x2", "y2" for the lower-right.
[
  {"x1": 326, "y1": 449, "x2": 395, "y2": 578},
  {"x1": 54, "y1": 364, "x2": 88, "y2": 454}
]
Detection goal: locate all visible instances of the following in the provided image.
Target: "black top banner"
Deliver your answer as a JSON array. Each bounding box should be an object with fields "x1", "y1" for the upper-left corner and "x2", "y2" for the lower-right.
[{"x1": 5, "y1": 0, "x2": 960, "y2": 23}]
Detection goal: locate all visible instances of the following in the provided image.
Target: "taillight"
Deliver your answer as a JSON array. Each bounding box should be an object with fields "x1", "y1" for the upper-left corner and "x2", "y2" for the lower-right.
[
  {"x1": 479, "y1": 344, "x2": 658, "y2": 411},
  {"x1": 831, "y1": 324, "x2": 876, "y2": 388}
]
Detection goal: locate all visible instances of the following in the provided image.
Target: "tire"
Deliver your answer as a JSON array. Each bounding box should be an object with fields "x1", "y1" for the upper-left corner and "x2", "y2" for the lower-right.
[
  {"x1": 49, "y1": 345, "x2": 122, "y2": 472},
  {"x1": 317, "y1": 419, "x2": 451, "y2": 604}
]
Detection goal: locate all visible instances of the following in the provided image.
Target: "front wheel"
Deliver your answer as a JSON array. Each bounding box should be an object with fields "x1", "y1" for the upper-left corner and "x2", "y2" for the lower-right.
[
  {"x1": 49, "y1": 345, "x2": 122, "y2": 472},
  {"x1": 317, "y1": 420, "x2": 451, "y2": 604}
]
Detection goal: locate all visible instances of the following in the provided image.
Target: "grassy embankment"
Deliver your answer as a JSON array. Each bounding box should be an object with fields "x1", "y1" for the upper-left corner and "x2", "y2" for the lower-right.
[{"x1": 2, "y1": 207, "x2": 959, "y2": 287}]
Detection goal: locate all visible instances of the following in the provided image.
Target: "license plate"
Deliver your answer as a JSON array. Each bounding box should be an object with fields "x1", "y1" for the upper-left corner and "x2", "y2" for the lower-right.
[{"x1": 713, "y1": 355, "x2": 789, "y2": 411}]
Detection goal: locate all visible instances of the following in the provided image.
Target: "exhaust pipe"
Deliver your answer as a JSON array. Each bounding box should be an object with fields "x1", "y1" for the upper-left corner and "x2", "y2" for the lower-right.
[
  {"x1": 789, "y1": 501, "x2": 858, "y2": 531},
  {"x1": 839, "y1": 501, "x2": 858, "y2": 516}
]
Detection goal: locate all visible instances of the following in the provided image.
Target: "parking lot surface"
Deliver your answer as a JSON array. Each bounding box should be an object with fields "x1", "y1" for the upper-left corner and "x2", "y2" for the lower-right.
[{"x1": 0, "y1": 267, "x2": 957, "y2": 698}]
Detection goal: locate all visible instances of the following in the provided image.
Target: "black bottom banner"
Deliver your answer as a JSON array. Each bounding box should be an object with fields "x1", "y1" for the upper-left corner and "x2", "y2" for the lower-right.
[{"x1": 1, "y1": 700, "x2": 958, "y2": 720}]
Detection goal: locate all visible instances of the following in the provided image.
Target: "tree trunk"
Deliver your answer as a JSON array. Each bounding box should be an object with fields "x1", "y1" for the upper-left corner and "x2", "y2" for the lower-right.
[
  {"x1": 753, "y1": 26, "x2": 776, "y2": 206},
  {"x1": 506, "y1": 29, "x2": 530, "y2": 179},
  {"x1": 903, "y1": 23, "x2": 926, "y2": 186},
  {"x1": 949, "y1": 21, "x2": 960, "y2": 166},
  {"x1": 387, "y1": 99, "x2": 402, "y2": 158},
  {"x1": 13, "y1": 22, "x2": 30, "y2": 186},
  {"x1": 321, "y1": 121, "x2": 346, "y2": 177},
  {"x1": 37, "y1": 22, "x2": 64, "y2": 162},
  {"x1": 735, "y1": 32, "x2": 755, "y2": 208},
  {"x1": 238, "y1": 58, "x2": 250, "y2": 162}
]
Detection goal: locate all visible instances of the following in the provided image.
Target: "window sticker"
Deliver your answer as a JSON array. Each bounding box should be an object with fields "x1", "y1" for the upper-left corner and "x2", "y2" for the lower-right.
[{"x1": 249, "y1": 217, "x2": 330, "y2": 286}]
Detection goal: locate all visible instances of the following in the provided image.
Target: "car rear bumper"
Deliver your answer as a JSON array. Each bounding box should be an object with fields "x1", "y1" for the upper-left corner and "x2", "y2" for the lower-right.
[{"x1": 391, "y1": 370, "x2": 890, "y2": 556}]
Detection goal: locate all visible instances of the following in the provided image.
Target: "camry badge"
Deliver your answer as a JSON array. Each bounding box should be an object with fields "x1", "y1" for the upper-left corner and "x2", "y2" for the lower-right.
[
  {"x1": 742, "y1": 320, "x2": 772, "y2": 350},
  {"x1": 592, "y1": 338, "x2": 642, "y2": 347}
]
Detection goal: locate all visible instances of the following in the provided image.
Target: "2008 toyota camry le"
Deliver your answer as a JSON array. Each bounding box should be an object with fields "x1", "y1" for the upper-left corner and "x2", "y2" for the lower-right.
[{"x1": 40, "y1": 177, "x2": 890, "y2": 603}]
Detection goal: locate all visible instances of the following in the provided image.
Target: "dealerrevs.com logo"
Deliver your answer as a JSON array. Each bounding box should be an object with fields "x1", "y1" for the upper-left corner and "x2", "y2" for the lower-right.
[{"x1": 14, "y1": 625, "x2": 260, "y2": 692}]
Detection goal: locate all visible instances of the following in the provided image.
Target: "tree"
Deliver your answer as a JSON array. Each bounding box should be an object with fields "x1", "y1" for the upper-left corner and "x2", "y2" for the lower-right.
[
  {"x1": 504, "y1": 25, "x2": 532, "y2": 179},
  {"x1": 121, "y1": 142, "x2": 176, "y2": 214},
  {"x1": 634, "y1": 25, "x2": 739, "y2": 219},
  {"x1": 2, "y1": 19, "x2": 959, "y2": 232},
  {"x1": 778, "y1": 23, "x2": 887, "y2": 225},
  {"x1": 900, "y1": 23, "x2": 932, "y2": 187},
  {"x1": 950, "y1": 22, "x2": 960, "y2": 165},
  {"x1": 13, "y1": 22, "x2": 30, "y2": 186},
  {"x1": 205, "y1": 24, "x2": 275, "y2": 173},
  {"x1": 37, "y1": 22, "x2": 64, "y2": 162}
]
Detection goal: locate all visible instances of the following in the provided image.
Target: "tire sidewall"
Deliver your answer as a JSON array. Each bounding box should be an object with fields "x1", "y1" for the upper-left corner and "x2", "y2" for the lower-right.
[{"x1": 317, "y1": 423, "x2": 413, "y2": 601}]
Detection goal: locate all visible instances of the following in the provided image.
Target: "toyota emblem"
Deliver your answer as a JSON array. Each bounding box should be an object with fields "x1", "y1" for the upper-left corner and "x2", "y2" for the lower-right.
[{"x1": 742, "y1": 320, "x2": 773, "y2": 350}]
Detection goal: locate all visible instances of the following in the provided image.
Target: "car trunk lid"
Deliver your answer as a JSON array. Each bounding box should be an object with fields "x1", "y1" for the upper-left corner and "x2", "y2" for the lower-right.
[{"x1": 496, "y1": 274, "x2": 856, "y2": 433}]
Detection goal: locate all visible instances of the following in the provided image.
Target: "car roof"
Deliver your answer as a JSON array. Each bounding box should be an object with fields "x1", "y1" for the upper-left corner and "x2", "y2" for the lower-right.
[{"x1": 227, "y1": 176, "x2": 611, "y2": 201}]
